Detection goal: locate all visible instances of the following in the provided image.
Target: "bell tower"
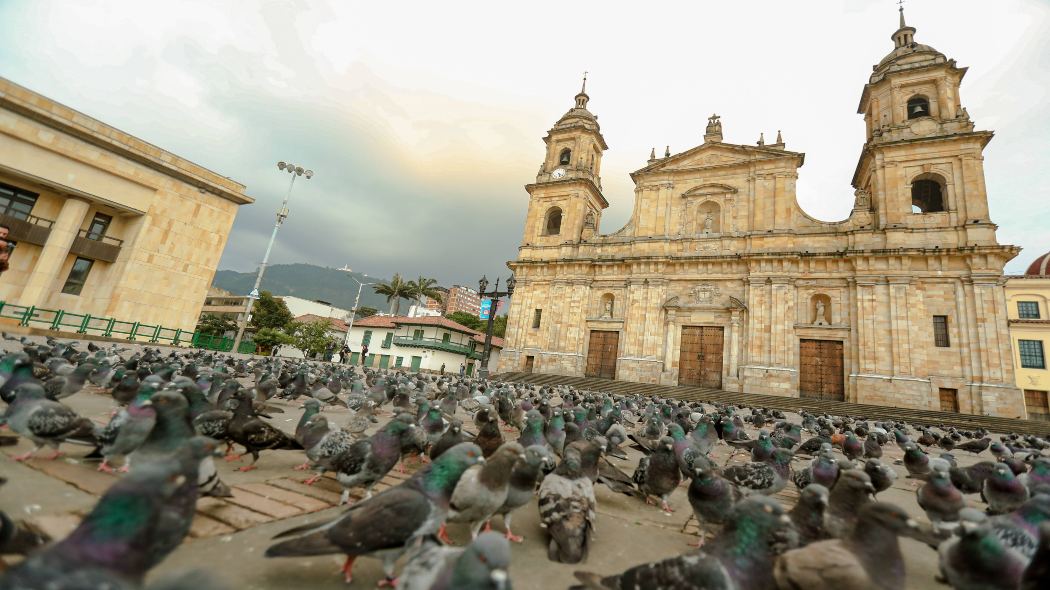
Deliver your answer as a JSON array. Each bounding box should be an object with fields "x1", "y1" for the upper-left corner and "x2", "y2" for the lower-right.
[
  {"x1": 853, "y1": 7, "x2": 996, "y2": 245},
  {"x1": 522, "y1": 74, "x2": 609, "y2": 245}
]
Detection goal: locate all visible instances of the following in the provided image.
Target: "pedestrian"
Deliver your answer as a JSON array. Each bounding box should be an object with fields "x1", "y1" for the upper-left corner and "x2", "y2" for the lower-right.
[
  {"x1": 0, "y1": 224, "x2": 10, "y2": 275},
  {"x1": 324, "y1": 342, "x2": 335, "y2": 363},
  {"x1": 341, "y1": 344, "x2": 351, "y2": 365},
  {"x1": 440, "y1": 363, "x2": 445, "y2": 375},
  {"x1": 361, "y1": 344, "x2": 369, "y2": 366},
  {"x1": 458, "y1": 363, "x2": 465, "y2": 378}
]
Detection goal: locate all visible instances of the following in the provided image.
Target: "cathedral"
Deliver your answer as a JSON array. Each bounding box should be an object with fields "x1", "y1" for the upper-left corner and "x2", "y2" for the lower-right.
[{"x1": 497, "y1": 10, "x2": 1027, "y2": 418}]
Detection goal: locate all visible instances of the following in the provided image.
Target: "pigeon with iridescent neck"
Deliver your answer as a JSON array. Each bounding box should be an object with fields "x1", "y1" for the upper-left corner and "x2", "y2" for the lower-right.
[{"x1": 265, "y1": 442, "x2": 485, "y2": 586}]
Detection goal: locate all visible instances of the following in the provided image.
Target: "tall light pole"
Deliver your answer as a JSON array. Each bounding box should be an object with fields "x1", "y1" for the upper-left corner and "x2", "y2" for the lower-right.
[
  {"x1": 231, "y1": 161, "x2": 314, "y2": 354},
  {"x1": 339, "y1": 266, "x2": 374, "y2": 347},
  {"x1": 477, "y1": 274, "x2": 515, "y2": 380}
]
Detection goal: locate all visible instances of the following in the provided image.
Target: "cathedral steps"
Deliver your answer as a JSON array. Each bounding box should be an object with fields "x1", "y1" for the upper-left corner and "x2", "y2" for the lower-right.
[{"x1": 488, "y1": 372, "x2": 1050, "y2": 437}]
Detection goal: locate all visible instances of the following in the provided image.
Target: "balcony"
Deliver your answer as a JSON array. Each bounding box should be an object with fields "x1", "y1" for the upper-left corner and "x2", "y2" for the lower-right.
[
  {"x1": 0, "y1": 211, "x2": 53, "y2": 246},
  {"x1": 70, "y1": 229, "x2": 123, "y2": 263},
  {"x1": 393, "y1": 336, "x2": 474, "y2": 356}
]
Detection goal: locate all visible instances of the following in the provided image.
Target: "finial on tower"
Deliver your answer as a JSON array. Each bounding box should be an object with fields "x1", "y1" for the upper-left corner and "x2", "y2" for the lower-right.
[
  {"x1": 757, "y1": 132, "x2": 765, "y2": 146},
  {"x1": 574, "y1": 71, "x2": 590, "y2": 109},
  {"x1": 581, "y1": 71, "x2": 588, "y2": 94},
  {"x1": 648, "y1": 147, "x2": 657, "y2": 163},
  {"x1": 664, "y1": 145, "x2": 671, "y2": 158},
  {"x1": 704, "y1": 113, "x2": 723, "y2": 143},
  {"x1": 898, "y1": 0, "x2": 906, "y2": 28},
  {"x1": 892, "y1": 0, "x2": 916, "y2": 48}
]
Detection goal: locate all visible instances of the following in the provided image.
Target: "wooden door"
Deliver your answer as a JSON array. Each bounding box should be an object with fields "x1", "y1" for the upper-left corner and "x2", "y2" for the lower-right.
[
  {"x1": 938, "y1": 388, "x2": 959, "y2": 413},
  {"x1": 1025, "y1": 390, "x2": 1050, "y2": 422},
  {"x1": 410, "y1": 356, "x2": 422, "y2": 371},
  {"x1": 523, "y1": 355, "x2": 535, "y2": 373},
  {"x1": 798, "y1": 339, "x2": 844, "y2": 401},
  {"x1": 585, "y1": 331, "x2": 619, "y2": 380},
  {"x1": 379, "y1": 355, "x2": 390, "y2": 369},
  {"x1": 678, "y1": 326, "x2": 724, "y2": 388}
]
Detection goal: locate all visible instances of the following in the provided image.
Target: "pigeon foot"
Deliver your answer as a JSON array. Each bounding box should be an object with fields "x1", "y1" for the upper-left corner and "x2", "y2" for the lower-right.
[
  {"x1": 97, "y1": 461, "x2": 115, "y2": 473},
  {"x1": 341, "y1": 556, "x2": 355, "y2": 584},
  {"x1": 293, "y1": 462, "x2": 311, "y2": 471},
  {"x1": 377, "y1": 577, "x2": 398, "y2": 588},
  {"x1": 237, "y1": 465, "x2": 257, "y2": 472},
  {"x1": 437, "y1": 523, "x2": 453, "y2": 545},
  {"x1": 505, "y1": 529, "x2": 524, "y2": 543},
  {"x1": 224, "y1": 454, "x2": 243, "y2": 462},
  {"x1": 303, "y1": 474, "x2": 322, "y2": 486},
  {"x1": 12, "y1": 451, "x2": 34, "y2": 462}
]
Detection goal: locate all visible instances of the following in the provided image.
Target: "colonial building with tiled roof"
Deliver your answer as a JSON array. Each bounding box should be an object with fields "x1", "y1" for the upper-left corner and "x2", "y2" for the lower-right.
[{"x1": 340, "y1": 315, "x2": 503, "y2": 375}]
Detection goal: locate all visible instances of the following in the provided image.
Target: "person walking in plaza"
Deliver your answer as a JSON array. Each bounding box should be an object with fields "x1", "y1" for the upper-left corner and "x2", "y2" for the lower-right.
[
  {"x1": 440, "y1": 363, "x2": 446, "y2": 375},
  {"x1": 0, "y1": 224, "x2": 10, "y2": 275},
  {"x1": 361, "y1": 344, "x2": 369, "y2": 366},
  {"x1": 459, "y1": 363, "x2": 465, "y2": 378},
  {"x1": 341, "y1": 344, "x2": 351, "y2": 364}
]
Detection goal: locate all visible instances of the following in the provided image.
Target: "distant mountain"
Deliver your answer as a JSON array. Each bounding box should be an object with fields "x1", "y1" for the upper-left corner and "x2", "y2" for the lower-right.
[{"x1": 212, "y1": 263, "x2": 415, "y2": 314}]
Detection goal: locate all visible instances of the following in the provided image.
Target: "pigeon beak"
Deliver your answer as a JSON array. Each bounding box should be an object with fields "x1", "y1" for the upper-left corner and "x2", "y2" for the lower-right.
[
  {"x1": 476, "y1": 457, "x2": 486, "y2": 465},
  {"x1": 865, "y1": 483, "x2": 876, "y2": 493},
  {"x1": 779, "y1": 514, "x2": 791, "y2": 524},
  {"x1": 906, "y1": 518, "x2": 918, "y2": 530},
  {"x1": 490, "y1": 569, "x2": 508, "y2": 590}
]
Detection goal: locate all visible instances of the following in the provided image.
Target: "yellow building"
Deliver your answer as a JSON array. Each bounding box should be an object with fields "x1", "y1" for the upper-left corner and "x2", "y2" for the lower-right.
[
  {"x1": 1006, "y1": 253, "x2": 1050, "y2": 421},
  {"x1": 499, "y1": 10, "x2": 1027, "y2": 417},
  {"x1": 0, "y1": 77, "x2": 253, "y2": 332}
]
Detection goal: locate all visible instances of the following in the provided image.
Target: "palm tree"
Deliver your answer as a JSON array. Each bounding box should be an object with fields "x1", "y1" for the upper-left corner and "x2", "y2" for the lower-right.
[
  {"x1": 408, "y1": 275, "x2": 444, "y2": 306},
  {"x1": 373, "y1": 273, "x2": 413, "y2": 315}
]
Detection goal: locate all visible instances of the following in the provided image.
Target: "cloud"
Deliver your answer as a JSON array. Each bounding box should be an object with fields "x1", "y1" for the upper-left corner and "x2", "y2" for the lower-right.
[{"x1": 0, "y1": 0, "x2": 1047, "y2": 283}]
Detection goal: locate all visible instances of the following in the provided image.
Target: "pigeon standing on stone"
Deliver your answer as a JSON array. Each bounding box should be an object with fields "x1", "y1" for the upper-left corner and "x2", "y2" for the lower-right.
[
  {"x1": 790, "y1": 483, "x2": 830, "y2": 546},
  {"x1": 950, "y1": 461, "x2": 997, "y2": 494},
  {"x1": 722, "y1": 448, "x2": 792, "y2": 496},
  {"x1": 3, "y1": 382, "x2": 96, "y2": 461},
  {"x1": 492, "y1": 444, "x2": 556, "y2": 543},
  {"x1": 686, "y1": 462, "x2": 741, "y2": 547},
  {"x1": 774, "y1": 502, "x2": 919, "y2": 590},
  {"x1": 863, "y1": 459, "x2": 897, "y2": 497},
  {"x1": 937, "y1": 515, "x2": 1028, "y2": 590},
  {"x1": 398, "y1": 532, "x2": 511, "y2": 590},
  {"x1": 329, "y1": 414, "x2": 421, "y2": 504},
  {"x1": 825, "y1": 469, "x2": 876, "y2": 538},
  {"x1": 1020, "y1": 457, "x2": 1050, "y2": 497},
  {"x1": 225, "y1": 389, "x2": 302, "y2": 471},
  {"x1": 430, "y1": 420, "x2": 469, "y2": 461},
  {"x1": 1022, "y1": 522, "x2": 1050, "y2": 590},
  {"x1": 902, "y1": 442, "x2": 931, "y2": 479},
  {"x1": 265, "y1": 442, "x2": 485, "y2": 585},
  {"x1": 96, "y1": 389, "x2": 156, "y2": 473},
  {"x1": 538, "y1": 443, "x2": 597, "y2": 564},
  {"x1": 633, "y1": 436, "x2": 682, "y2": 512},
  {"x1": 984, "y1": 462, "x2": 1030, "y2": 515},
  {"x1": 443, "y1": 442, "x2": 525, "y2": 541},
  {"x1": 917, "y1": 464, "x2": 965, "y2": 531}
]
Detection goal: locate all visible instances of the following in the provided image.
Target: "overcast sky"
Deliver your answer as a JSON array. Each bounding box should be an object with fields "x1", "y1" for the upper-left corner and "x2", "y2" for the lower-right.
[{"x1": 1, "y1": 0, "x2": 1047, "y2": 285}]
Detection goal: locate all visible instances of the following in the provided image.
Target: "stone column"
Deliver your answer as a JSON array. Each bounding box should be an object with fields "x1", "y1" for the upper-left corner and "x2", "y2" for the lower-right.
[
  {"x1": 728, "y1": 310, "x2": 742, "y2": 384},
  {"x1": 18, "y1": 198, "x2": 91, "y2": 306}
]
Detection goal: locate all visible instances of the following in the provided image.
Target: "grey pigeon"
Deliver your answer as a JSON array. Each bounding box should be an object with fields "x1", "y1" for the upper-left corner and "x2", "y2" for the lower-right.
[
  {"x1": 445, "y1": 442, "x2": 525, "y2": 541},
  {"x1": 632, "y1": 436, "x2": 681, "y2": 512},
  {"x1": 917, "y1": 464, "x2": 965, "y2": 531},
  {"x1": 774, "y1": 502, "x2": 919, "y2": 590},
  {"x1": 825, "y1": 469, "x2": 876, "y2": 538},
  {"x1": 430, "y1": 420, "x2": 469, "y2": 461},
  {"x1": 1022, "y1": 521, "x2": 1050, "y2": 590},
  {"x1": 3, "y1": 382, "x2": 96, "y2": 461},
  {"x1": 573, "y1": 496, "x2": 795, "y2": 590},
  {"x1": 399, "y1": 531, "x2": 511, "y2": 590},
  {"x1": 790, "y1": 483, "x2": 830, "y2": 546},
  {"x1": 984, "y1": 462, "x2": 1030, "y2": 515},
  {"x1": 722, "y1": 448, "x2": 792, "y2": 496},
  {"x1": 493, "y1": 444, "x2": 555, "y2": 543},
  {"x1": 686, "y1": 462, "x2": 741, "y2": 547},
  {"x1": 863, "y1": 459, "x2": 897, "y2": 496},
  {"x1": 265, "y1": 442, "x2": 484, "y2": 585},
  {"x1": 538, "y1": 443, "x2": 597, "y2": 564},
  {"x1": 938, "y1": 517, "x2": 1027, "y2": 590}
]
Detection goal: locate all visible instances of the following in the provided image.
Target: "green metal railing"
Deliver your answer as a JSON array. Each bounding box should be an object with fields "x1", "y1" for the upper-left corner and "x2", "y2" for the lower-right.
[{"x1": 0, "y1": 301, "x2": 256, "y2": 354}]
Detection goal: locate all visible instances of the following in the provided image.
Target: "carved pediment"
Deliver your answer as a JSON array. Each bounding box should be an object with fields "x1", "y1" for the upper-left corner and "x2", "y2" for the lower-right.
[
  {"x1": 681, "y1": 183, "x2": 738, "y2": 198},
  {"x1": 633, "y1": 142, "x2": 803, "y2": 178}
]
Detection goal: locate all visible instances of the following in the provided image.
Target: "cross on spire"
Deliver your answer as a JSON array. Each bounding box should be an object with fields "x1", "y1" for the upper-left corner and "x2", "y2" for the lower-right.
[
  {"x1": 581, "y1": 71, "x2": 588, "y2": 94},
  {"x1": 898, "y1": 0, "x2": 907, "y2": 27}
]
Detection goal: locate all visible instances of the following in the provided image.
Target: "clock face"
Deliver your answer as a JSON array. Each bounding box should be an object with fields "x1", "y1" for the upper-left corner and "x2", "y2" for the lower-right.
[{"x1": 551, "y1": 168, "x2": 566, "y2": 179}]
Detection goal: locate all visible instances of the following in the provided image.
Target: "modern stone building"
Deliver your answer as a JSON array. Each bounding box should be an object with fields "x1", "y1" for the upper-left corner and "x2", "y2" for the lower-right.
[
  {"x1": 0, "y1": 77, "x2": 252, "y2": 332},
  {"x1": 1006, "y1": 253, "x2": 1050, "y2": 420},
  {"x1": 499, "y1": 10, "x2": 1027, "y2": 418}
]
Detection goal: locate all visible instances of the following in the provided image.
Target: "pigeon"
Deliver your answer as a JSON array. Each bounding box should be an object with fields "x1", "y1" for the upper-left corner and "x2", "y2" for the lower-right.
[
  {"x1": 265, "y1": 442, "x2": 485, "y2": 585},
  {"x1": 0, "y1": 441, "x2": 207, "y2": 588},
  {"x1": 398, "y1": 532, "x2": 511, "y2": 590},
  {"x1": 825, "y1": 469, "x2": 876, "y2": 538},
  {"x1": 790, "y1": 483, "x2": 830, "y2": 546},
  {"x1": 917, "y1": 464, "x2": 965, "y2": 531},
  {"x1": 938, "y1": 518, "x2": 1028, "y2": 590},
  {"x1": 516, "y1": 410, "x2": 546, "y2": 449},
  {"x1": 774, "y1": 502, "x2": 919, "y2": 590},
  {"x1": 722, "y1": 448, "x2": 792, "y2": 496},
  {"x1": 3, "y1": 382, "x2": 96, "y2": 461},
  {"x1": 632, "y1": 436, "x2": 681, "y2": 512},
  {"x1": 686, "y1": 462, "x2": 741, "y2": 547},
  {"x1": 1022, "y1": 522, "x2": 1050, "y2": 590},
  {"x1": 863, "y1": 434, "x2": 883, "y2": 459},
  {"x1": 1020, "y1": 457, "x2": 1050, "y2": 497},
  {"x1": 793, "y1": 445, "x2": 839, "y2": 490},
  {"x1": 987, "y1": 493, "x2": 1050, "y2": 561},
  {"x1": 863, "y1": 459, "x2": 897, "y2": 496},
  {"x1": 444, "y1": 441, "x2": 525, "y2": 541},
  {"x1": 431, "y1": 420, "x2": 469, "y2": 461},
  {"x1": 538, "y1": 443, "x2": 597, "y2": 564},
  {"x1": 225, "y1": 389, "x2": 302, "y2": 471},
  {"x1": 492, "y1": 444, "x2": 556, "y2": 543},
  {"x1": 96, "y1": 389, "x2": 157, "y2": 473},
  {"x1": 984, "y1": 462, "x2": 1030, "y2": 515},
  {"x1": 955, "y1": 437, "x2": 991, "y2": 455},
  {"x1": 572, "y1": 496, "x2": 795, "y2": 590},
  {"x1": 474, "y1": 407, "x2": 504, "y2": 458},
  {"x1": 902, "y1": 442, "x2": 931, "y2": 478},
  {"x1": 950, "y1": 461, "x2": 997, "y2": 494},
  {"x1": 329, "y1": 414, "x2": 423, "y2": 504}
]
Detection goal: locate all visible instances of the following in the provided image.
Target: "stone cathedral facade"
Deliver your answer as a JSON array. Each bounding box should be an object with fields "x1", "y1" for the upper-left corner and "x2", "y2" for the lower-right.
[{"x1": 498, "y1": 12, "x2": 1027, "y2": 418}]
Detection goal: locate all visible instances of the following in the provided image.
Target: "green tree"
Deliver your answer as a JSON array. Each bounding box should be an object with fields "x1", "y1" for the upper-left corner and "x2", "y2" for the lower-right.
[
  {"x1": 373, "y1": 273, "x2": 413, "y2": 315},
  {"x1": 354, "y1": 306, "x2": 378, "y2": 319},
  {"x1": 252, "y1": 327, "x2": 295, "y2": 354},
  {"x1": 249, "y1": 291, "x2": 294, "y2": 330},
  {"x1": 408, "y1": 276, "x2": 444, "y2": 305},
  {"x1": 289, "y1": 319, "x2": 336, "y2": 356},
  {"x1": 446, "y1": 311, "x2": 483, "y2": 331},
  {"x1": 196, "y1": 314, "x2": 237, "y2": 336}
]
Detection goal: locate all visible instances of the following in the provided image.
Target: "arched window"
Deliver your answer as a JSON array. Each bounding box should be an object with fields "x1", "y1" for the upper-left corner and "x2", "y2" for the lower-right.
[
  {"x1": 907, "y1": 96, "x2": 930, "y2": 120},
  {"x1": 911, "y1": 178, "x2": 945, "y2": 213},
  {"x1": 544, "y1": 207, "x2": 562, "y2": 235},
  {"x1": 559, "y1": 148, "x2": 572, "y2": 165}
]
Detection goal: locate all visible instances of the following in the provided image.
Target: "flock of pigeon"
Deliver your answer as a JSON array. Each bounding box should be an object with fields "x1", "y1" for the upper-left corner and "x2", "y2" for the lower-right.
[{"x1": 0, "y1": 335, "x2": 1048, "y2": 589}]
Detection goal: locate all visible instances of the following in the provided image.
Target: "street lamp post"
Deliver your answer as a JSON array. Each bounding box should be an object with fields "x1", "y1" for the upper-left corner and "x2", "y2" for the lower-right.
[
  {"x1": 476, "y1": 274, "x2": 515, "y2": 380},
  {"x1": 231, "y1": 161, "x2": 314, "y2": 354},
  {"x1": 339, "y1": 267, "x2": 375, "y2": 348}
]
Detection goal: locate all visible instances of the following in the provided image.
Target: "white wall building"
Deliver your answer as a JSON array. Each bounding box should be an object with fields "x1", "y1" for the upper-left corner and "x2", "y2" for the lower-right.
[
  {"x1": 343, "y1": 315, "x2": 503, "y2": 376},
  {"x1": 277, "y1": 295, "x2": 353, "y2": 322}
]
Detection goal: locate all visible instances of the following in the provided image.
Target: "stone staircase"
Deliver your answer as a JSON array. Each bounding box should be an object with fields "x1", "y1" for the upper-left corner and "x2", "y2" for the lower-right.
[{"x1": 490, "y1": 371, "x2": 1050, "y2": 437}]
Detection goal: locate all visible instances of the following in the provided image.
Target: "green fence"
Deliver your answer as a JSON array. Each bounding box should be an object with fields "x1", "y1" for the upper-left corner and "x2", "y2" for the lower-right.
[{"x1": 0, "y1": 301, "x2": 256, "y2": 354}]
